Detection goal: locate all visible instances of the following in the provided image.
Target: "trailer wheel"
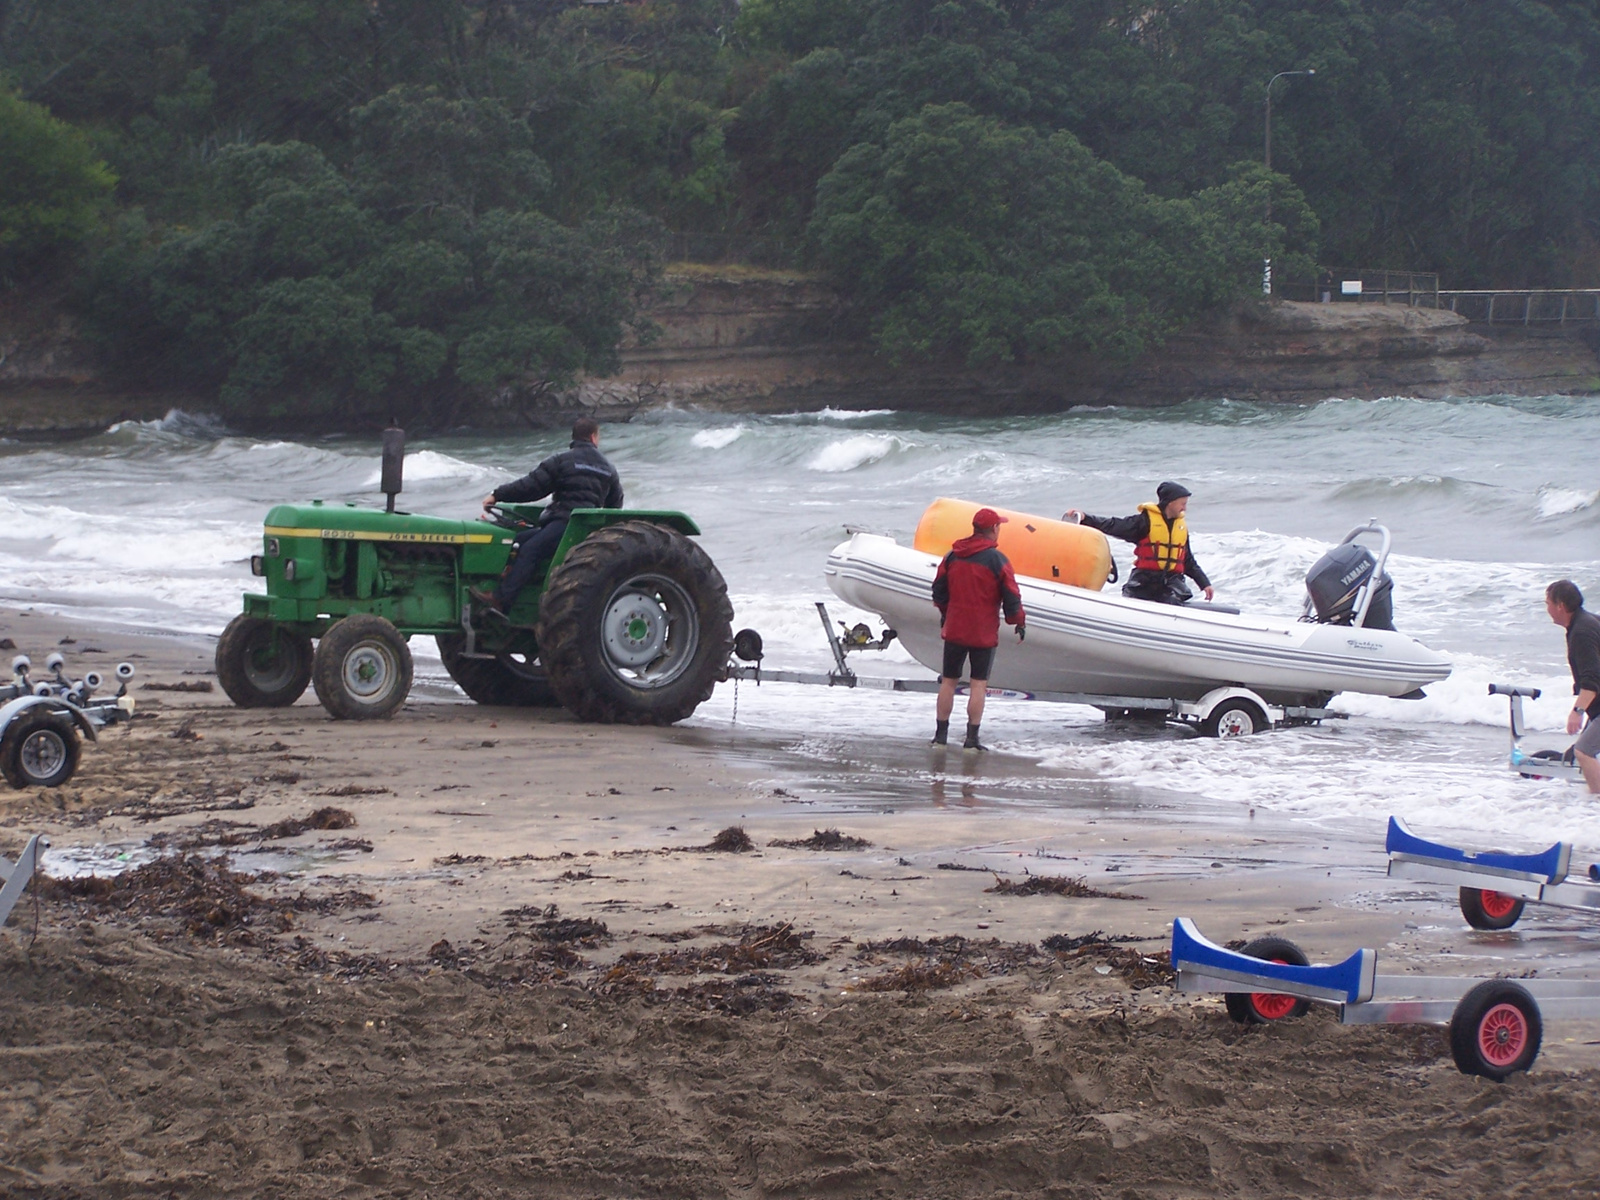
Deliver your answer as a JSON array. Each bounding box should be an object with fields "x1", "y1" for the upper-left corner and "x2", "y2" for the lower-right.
[
  {"x1": 1450, "y1": 980, "x2": 1541, "y2": 1080},
  {"x1": 1223, "y1": 936, "x2": 1313, "y2": 1024},
  {"x1": 216, "y1": 614, "x2": 312, "y2": 707},
  {"x1": 1459, "y1": 887, "x2": 1526, "y2": 930},
  {"x1": 436, "y1": 634, "x2": 559, "y2": 707},
  {"x1": 1203, "y1": 699, "x2": 1266, "y2": 738},
  {"x1": 1518, "y1": 748, "x2": 1567, "y2": 780},
  {"x1": 312, "y1": 615, "x2": 412, "y2": 720},
  {"x1": 1, "y1": 710, "x2": 80, "y2": 788},
  {"x1": 537, "y1": 521, "x2": 733, "y2": 725}
]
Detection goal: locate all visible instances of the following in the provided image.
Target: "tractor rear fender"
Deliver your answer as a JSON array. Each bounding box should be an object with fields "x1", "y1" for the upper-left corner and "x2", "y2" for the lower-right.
[
  {"x1": 0, "y1": 696, "x2": 97, "y2": 743},
  {"x1": 550, "y1": 510, "x2": 702, "y2": 575}
]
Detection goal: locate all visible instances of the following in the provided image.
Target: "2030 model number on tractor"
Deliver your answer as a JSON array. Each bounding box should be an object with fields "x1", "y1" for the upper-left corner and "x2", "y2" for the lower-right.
[{"x1": 217, "y1": 429, "x2": 733, "y2": 725}]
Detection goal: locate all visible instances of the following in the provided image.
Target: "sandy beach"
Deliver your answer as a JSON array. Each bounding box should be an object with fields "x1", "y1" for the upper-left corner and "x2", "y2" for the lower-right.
[{"x1": 4, "y1": 604, "x2": 1600, "y2": 1198}]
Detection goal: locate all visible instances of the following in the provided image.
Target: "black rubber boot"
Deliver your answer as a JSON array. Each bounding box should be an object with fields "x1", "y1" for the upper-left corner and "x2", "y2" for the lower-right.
[
  {"x1": 931, "y1": 720, "x2": 949, "y2": 746},
  {"x1": 963, "y1": 723, "x2": 985, "y2": 751}
]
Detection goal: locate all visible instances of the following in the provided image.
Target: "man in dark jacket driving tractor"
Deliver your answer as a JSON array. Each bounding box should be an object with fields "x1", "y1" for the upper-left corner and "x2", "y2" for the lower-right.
[
  {"x1": 931, "y1": 508, "x2": 1026, "y2": 751},
  {"x1": 471, "y1": 416, "x2": 624, "y2": 617},
  {"x1": 1066, "y1": 481, "x2": 1214, "y2": 606}
]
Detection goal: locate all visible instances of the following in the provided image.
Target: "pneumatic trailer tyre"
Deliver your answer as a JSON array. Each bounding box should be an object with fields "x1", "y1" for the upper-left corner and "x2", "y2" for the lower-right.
[
  {"x1": 1459, "y1": 886, "x2": 1526, "y2": 930},
  {"x1": 1202, "y1": 699, "x2": 1267, "y2": 738},
  {"x1": 1450, "y1": 979, "x2": 1541, "y2": 1080},
  {"x1": 436, "y1": 634, "x2": 560, "y2": 707},
  {"x1": 1, "y1": 710, "x2": 80, "y2": 788},
  {"x1": 312, "y1": 615, "x2": 413, "y2": 720},
  {"x1": 216, "y1": 614, "x2": 313, "y2": 707},
  {"x1": 1223, "y1": 936, "x2": 1313, "y2": 1024},
  {"x1": 537, "y1": 521, "x2": 733, "y2": 725}
]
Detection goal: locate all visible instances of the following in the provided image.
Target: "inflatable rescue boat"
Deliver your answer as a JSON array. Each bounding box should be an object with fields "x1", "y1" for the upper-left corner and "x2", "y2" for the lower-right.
[{"x1": 825, "y1": 499, "x2": 1452, "y2": 706}]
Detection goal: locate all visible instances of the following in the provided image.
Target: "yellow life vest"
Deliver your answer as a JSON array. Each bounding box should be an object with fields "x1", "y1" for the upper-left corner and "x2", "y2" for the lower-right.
[{"x1": 1134, "y1": 502, "x2": 1188, "y2": 573}]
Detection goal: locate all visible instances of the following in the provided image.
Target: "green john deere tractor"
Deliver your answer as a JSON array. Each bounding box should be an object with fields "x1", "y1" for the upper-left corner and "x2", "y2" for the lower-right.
[{"x1": 216, "y1": 432, "x2": 733, "y2": 725}]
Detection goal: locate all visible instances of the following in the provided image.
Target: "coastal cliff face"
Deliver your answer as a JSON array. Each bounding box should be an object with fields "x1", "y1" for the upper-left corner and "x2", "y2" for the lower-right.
[
  {"x1": 577, "y1": 271, "x2": 1600, "y2": 416},
  {"x1": 3, "y1": 273, "x2": 1597, "y2": 437}
]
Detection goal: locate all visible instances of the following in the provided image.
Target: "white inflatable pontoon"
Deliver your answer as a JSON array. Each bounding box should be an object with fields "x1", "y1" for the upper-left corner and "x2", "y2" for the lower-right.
[{"x1": 825, "y1": 521, "x2": 1451, "y2": 709}]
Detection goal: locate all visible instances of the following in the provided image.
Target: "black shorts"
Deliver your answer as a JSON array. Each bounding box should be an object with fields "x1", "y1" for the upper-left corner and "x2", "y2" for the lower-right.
[{"x1": 942, "y1": 641, "x2": 995, "y2": 681}]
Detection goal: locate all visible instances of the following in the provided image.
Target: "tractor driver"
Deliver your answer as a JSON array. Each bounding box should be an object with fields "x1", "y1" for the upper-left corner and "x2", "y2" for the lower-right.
[{"x1": 471, "y1": 416, "x2": 624, "y2": 618}]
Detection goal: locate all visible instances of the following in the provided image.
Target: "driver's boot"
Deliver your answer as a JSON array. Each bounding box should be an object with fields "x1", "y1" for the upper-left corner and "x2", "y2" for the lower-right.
[{"x1": 468, "y1": 586, "x2": 507, "y2": 618}]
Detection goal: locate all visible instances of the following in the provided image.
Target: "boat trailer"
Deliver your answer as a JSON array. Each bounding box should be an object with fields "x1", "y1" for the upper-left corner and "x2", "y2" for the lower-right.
[
  {"x1": 1385, "y1": 815, "x2": 1600, "y2": 930},
  {"x1": 723, "y1": 603, "x2": 1341, "y2": 738},
  {"x1": 1171, "y1": 917, "x2": 1600, "y2": 1079}
]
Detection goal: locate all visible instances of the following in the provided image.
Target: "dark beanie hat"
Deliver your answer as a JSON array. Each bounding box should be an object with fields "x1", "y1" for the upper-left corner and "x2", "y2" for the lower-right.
[{"x1": 1157, "y1": 481, "x2": 1192, "y2": 507}]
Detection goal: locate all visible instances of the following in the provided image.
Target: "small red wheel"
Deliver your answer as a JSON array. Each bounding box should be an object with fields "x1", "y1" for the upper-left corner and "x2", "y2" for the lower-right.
[
  {"x1": 1459, "y1": 886, "x2": 1526, "y2": 930},
  {"x1": 1223, "y1": 936, "x2": 1312, "y2": 1024},
  {"x1": 1481, "y1": 891, "x2": 1519, "y2": 920},
  {"x1": 1477, "y1": 1003, "x2": 1528, "y2": 1067},
  {"x1": 1248, "y1": 981, "x2": 1302, "y2": 1021},
  {"x1": 1450, "y1": 980, "x2": 1542, "y2": 1080}
]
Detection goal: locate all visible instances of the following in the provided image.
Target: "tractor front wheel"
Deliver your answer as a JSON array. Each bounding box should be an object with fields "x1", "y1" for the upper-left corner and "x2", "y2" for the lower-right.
[
  {"x1": 537, "y1": 521, "x2": 733, "y2": 725},
  {"x1": 313, "y1": 615, "x2": 413, "y2": 720},
  {"x1": 1, "y1": 710, "x2": 81, "y2": 788},
  {"x1": 216, "y1": 615, "x2": 313, "y2": 708},
  {"x1": 436, "y1": 634, "x2": 560, "y2": 707}
]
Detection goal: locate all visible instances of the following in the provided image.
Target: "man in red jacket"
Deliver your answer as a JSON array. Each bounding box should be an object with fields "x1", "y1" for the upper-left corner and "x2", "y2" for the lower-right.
[{"x1": 931, "y1": 508, "x2": 1026, "y2": 750}]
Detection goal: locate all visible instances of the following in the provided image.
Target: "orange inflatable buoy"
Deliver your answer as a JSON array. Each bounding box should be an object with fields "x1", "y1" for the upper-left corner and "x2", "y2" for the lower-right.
[{"x1": 912, "y1": 497, "x2": 1112, "y2": 590}]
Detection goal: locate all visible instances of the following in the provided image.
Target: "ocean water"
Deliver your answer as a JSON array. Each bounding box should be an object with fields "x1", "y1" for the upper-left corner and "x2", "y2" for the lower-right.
[{"x1": 1, "y1": 396, "x2": 1597, "y2": 849}]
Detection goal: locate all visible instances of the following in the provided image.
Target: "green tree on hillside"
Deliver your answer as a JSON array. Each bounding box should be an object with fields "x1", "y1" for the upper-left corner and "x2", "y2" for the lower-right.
[
  {"x1": 0, "y1": 90, "x2": 115, "y2": 280},
  {"x1": 811, "y1": 104, "x2": 1317, "y2": 366}
]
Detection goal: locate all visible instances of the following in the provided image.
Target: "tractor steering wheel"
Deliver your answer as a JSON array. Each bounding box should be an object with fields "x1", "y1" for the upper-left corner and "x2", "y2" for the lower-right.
[{"x1": 481, "y1": 504, "x2": 530, "y2": 531}]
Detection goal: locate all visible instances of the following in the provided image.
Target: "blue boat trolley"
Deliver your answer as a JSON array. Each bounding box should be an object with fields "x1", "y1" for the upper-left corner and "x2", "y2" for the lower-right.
[
  {"x1": 1385, "y1": 816, "x2": 1600, "y2": 930},
  {"x1": 1171, "y1": 918, "x2": 1600, "y2": 1080}
]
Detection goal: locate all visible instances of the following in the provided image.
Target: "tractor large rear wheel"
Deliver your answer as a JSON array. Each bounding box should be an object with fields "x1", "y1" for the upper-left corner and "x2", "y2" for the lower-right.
[
  {"x1": 537, "y1": 521, "x2": 732, "y2": 725},
  {"x1": 436, "y1": 634, "x2": 559, "y2": 707},
  {"x1": 216, "y1": 615, "x2": 312, "y2": 708}
]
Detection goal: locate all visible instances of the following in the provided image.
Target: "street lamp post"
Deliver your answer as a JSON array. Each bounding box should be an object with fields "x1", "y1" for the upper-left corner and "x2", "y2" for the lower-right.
[{"x1": 1262, "y1": 68, "x2": 1314, "y2": 296}]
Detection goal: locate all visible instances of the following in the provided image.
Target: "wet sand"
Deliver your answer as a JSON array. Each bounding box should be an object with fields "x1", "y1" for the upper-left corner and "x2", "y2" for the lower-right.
[{"x1": 4, "y1": 605, "x2": 1600, "y2": 1198}]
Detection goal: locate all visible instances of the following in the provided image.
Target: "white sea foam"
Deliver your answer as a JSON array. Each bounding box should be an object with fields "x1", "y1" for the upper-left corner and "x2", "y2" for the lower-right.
[
  {"x1": 1535, "y1": 485, "x2": 1598, "y2": 519},
  {"x1": 362, "y1": 449, "x2": 490, "y2": 486},
  {"x1": 106, "y1": 408, "x2": 229, "y2": 438},
  {"x1": 691, "y1": 426, "x2": 746, "y2": 450},
  {"x1": 806, "y1": 435, "x2": 904, "y2": 473},
  {"x1": 1028, "y1": 722, "x2": 1600, "y2": 851},
  {"x1": 771, "y1": 407, "x2": 897, "y2": 422}
]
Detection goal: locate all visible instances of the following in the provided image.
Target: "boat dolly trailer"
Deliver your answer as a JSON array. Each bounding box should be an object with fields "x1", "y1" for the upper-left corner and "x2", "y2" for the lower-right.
[
  {"x1": 1171, "y1": 917, "x2": 1600, "y2": 1079},
  {"x1": 723, "y1": 603, "x2": 1343, "y2": 737},
  {"x1": 1385, "y1": 815, "x2": 1600, "y2": 931},
  {"x1": 1491, "y1": 681, "x2": 1584, "y2": 784},
  {"x1": 0, "y1": 653, "x2": 136, "y2": 789}
]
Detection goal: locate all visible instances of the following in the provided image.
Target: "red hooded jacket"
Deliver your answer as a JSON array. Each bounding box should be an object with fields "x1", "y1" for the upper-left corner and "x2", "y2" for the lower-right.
[{"x1": 932, "y1": 534, "x2": 1025, "y2": 648}]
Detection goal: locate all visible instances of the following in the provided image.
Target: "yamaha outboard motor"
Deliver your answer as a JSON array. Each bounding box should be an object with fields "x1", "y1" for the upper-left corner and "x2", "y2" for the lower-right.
[{"x1": 1305, "y1": 543, "x2": 1395, "y2": 630}]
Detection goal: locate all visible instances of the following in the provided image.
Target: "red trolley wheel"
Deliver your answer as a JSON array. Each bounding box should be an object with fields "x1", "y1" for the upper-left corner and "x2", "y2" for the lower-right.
[
  {"x1": 1450, "y1": 979, "x2": 1542, "y2": 1080},
  {"x1": 1223, "y1": 936, "x2": 1313, "y2": 1025}
]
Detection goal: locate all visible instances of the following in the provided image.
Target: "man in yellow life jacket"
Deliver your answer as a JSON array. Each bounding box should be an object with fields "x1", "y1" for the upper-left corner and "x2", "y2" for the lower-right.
[{"x1": 1066, "y1": 481, "x2": 1215, "y2": 606}]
